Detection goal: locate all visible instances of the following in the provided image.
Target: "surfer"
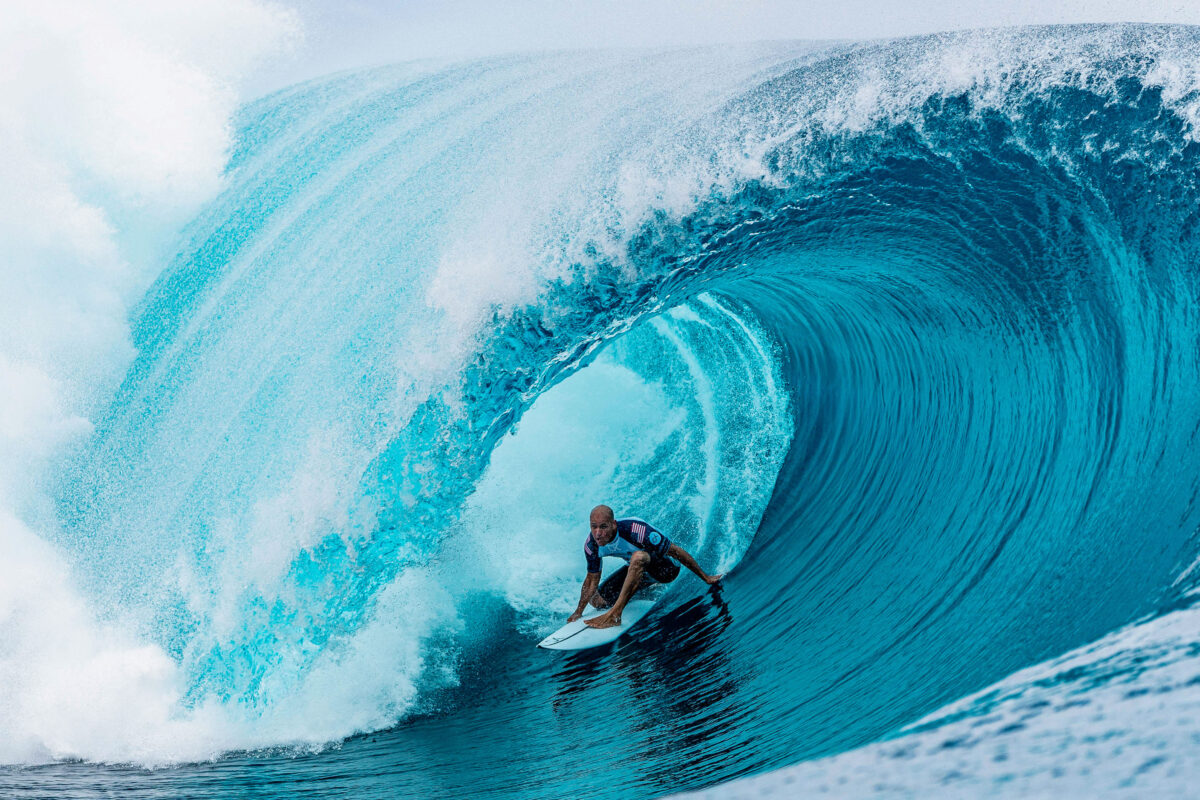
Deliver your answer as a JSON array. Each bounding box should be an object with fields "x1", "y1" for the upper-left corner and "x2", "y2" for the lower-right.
[{"x1": 570, "y1": 504, "x2": 722, "y2": 629}]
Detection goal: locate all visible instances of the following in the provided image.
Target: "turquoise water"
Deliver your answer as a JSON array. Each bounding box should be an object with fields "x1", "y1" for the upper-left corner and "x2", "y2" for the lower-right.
[{"x1": 7, "y1": 24, "x2": 1200, "y2": 799}]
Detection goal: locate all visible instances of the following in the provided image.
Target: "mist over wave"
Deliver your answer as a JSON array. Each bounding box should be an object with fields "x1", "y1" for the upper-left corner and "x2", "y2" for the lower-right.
[{"x1": 5, "y1": 18, "x2": 1200, "y2": 800}]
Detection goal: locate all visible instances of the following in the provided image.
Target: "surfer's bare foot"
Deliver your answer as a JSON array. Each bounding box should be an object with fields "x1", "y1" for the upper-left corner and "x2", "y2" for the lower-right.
[{"x1": 585, "y1": 613, "x2": 622, "y2": 629}]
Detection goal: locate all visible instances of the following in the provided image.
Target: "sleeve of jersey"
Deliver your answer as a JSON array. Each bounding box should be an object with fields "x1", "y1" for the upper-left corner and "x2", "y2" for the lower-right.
[
  {"x1": 632, "y1": 521, "x2": 672, "y2": 558},
  {"x1": 584, "y1": 541, "x2": 602, "y2": 574},
  {"x1": 648, "y1": 525, "x2": 672, "y2": 558}
]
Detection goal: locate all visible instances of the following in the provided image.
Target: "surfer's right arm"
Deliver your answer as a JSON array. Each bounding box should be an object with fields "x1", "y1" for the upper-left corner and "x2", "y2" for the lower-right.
[
  {"x1": 570, "y1": 536, "x2": 608, "y2": 622},
  {"x1": 568, "y1": 572, "x2": 605, "y2": 622}
]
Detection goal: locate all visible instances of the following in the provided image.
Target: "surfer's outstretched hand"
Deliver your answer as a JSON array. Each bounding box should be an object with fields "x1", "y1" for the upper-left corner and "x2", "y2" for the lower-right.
[
  {"x1": 704, "y1": 573, "x2": 724, "y2": 586},
  {"x1": 585, "y1": 612, "x2": 622, "y2": 629}
]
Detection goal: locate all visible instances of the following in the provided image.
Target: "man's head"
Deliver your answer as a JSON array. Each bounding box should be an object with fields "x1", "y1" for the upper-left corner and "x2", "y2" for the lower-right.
[{"x1": 590, "y1": 504, "x2": 617, "y2": 545}]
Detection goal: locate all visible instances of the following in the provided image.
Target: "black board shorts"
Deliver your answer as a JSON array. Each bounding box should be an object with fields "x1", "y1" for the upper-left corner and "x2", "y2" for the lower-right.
[{"x1": 597, "y1": 556, "x2": 681, "y2": 605}]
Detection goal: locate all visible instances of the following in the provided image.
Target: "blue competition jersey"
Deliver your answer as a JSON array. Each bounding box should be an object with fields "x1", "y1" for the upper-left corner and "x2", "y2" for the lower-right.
[{"x1": 583, "y1": 517, "x2": 672, "y2": 574}]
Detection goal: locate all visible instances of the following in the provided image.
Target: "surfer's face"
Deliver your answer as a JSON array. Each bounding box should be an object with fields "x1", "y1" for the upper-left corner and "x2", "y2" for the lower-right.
[{"x1": 591, "y1": 516, "x2": 617, "y2": 545}]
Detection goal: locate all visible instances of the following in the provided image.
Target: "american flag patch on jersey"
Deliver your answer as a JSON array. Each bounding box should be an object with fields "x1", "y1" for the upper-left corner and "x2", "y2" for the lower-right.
[
  {"x1": 632, "y1": 522, "x2": 647, "y2": 541},
  {"x1": 584, "y1": 539, "x2": 594, "y2": 555}
]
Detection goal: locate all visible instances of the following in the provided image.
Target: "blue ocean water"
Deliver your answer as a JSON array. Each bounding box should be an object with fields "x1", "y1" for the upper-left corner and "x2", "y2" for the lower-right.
[{"x1": 6, "y1": 23, "x2": 1200, "y2": 799}]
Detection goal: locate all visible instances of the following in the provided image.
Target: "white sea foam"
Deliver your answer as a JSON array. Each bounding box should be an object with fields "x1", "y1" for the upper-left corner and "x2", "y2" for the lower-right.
[{"x1": 0, "y1": 0, "x2": 296, "y2": 765}]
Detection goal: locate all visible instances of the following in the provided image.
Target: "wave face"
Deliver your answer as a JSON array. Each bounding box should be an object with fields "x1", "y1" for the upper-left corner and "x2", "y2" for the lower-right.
[{"x1": 8, "y1": 23, "x2": 1200, "y2": 800}]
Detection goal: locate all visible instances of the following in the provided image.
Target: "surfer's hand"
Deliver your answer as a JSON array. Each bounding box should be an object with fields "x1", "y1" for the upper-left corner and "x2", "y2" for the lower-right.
[
  {"x1": 568, "y1": 611, "x2": 583, "y2": 623},
  {"x1": 704, "y1": 573, "x2": 723, "y2": 586},
  {"x1": 585, "y1": 612, "x2": 621, "y2": 629}
]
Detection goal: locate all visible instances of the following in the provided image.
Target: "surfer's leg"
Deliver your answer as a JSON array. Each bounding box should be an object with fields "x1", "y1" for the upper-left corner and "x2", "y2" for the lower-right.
[
  {"x1": 596, "y1": 566, "x2": 629, "y2": 607},
  {"x1": 594, "y1": 559, "x2": 675, "y2": 613},
  {"x1": 586, "y1": 551, "x2": 648, "y2": 629},
  {"x1": 645, "y1": 556, "x2": 680, "y2": 585},
  {"x1": 612, "y1": 551, "x2": 650, "y2": 616}
]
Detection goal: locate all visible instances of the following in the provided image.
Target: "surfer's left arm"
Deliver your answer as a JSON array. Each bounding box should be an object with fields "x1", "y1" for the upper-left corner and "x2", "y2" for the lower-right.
[{"x1": 667, "y1": 543, "x2": 723, "y2": 585}]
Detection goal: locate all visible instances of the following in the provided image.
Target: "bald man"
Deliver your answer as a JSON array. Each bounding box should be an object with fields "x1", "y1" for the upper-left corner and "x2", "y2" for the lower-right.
[{"x1": 569, "y1": 504, "x2": 722, "y2": 629}]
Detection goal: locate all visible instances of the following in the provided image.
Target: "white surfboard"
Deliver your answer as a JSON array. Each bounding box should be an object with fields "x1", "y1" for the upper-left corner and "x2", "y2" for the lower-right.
[{"x1": 537, "y1": 599, "x2": 657, "y2": 650}]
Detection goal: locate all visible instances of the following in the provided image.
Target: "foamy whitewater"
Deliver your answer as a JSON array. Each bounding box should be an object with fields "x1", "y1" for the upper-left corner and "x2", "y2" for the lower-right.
[{"x1": 4, "y1": 8, "x2": 1200, "y2": 799}]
